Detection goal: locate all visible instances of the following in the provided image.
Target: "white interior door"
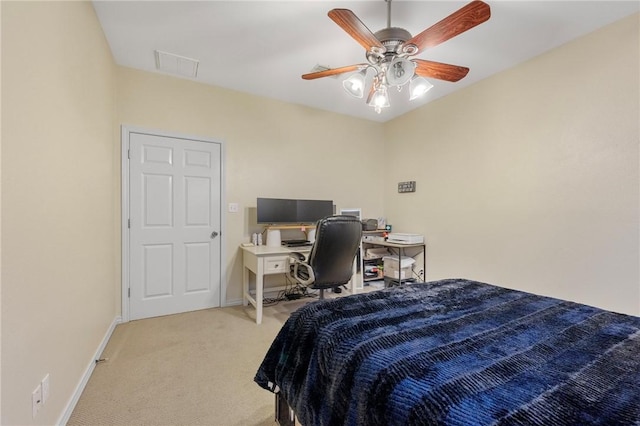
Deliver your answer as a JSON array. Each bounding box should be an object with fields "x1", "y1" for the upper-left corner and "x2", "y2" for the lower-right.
[{"x1": 128, "y1": 131, "x2": 222, "y2": 320}]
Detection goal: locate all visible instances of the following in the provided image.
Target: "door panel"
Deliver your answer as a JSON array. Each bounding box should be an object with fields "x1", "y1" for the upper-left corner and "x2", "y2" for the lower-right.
[
  {"x1": 144, "y1": 174, "x2": 173, "y2": 226},
  {"x1": 144, "y1": 244, "x2": 173, "y2": 297},
  {"x1": 185, "y1": 176, "x2": 210, "y2": 226},
  {"x1": 185, "y1": 242, "x2": 210, "y2": 293},
  {"x1": 129, "y1": 131, "x2": 221, "y2": 320}
]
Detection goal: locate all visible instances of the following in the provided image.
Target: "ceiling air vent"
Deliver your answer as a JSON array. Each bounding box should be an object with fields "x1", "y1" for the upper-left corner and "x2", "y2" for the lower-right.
[{"x1": 154, "y1": 50, "x2": 199, "y2": 78}]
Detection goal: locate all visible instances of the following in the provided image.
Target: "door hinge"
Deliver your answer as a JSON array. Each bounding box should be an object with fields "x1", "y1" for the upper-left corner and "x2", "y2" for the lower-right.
[
  {"x1": 128, "y1": 219, "x2": 130, "y2": 228},
  {"x1": 128, "y1": 288, "x2": 130, "y2": 298},
  {"x1": 127, "y1": 149, "x2": 130, "y2": 159}
]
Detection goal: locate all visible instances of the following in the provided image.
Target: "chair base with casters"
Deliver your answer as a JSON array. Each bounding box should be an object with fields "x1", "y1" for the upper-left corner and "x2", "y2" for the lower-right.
[{"x1": 288, "y1": 215, "x2": 363, "y2": 300}]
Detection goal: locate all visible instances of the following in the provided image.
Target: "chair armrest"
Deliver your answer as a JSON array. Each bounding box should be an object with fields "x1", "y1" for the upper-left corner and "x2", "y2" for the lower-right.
[
  {"x1": 289, "y1": 251, "x2": 306, "y2": 262},
  {"x1": 288, "y1": 254, "x2": 315, "y2": 286}
]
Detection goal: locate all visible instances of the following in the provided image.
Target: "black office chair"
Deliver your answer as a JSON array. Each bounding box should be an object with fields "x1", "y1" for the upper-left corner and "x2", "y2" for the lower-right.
[{"x1": 288, "y1": 215, "x2": 363, "y2": 299}]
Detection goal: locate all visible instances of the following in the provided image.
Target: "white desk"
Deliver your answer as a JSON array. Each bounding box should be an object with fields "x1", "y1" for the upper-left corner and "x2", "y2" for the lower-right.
[
  {"x1": 241, "y1": 245, "x2": 311, "y2": 324},
  {"x1": 241, "y1": 244, "x2": 359, "y2": 324}
]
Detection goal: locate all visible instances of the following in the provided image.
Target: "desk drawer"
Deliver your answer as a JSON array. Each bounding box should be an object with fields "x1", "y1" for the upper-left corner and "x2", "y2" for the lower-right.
[{"x1": 264, "y1": 256, "x2": 288, "y2": 274}]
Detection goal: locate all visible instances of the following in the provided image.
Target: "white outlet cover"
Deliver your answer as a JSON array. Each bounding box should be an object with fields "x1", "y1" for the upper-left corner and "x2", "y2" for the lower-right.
[
  {"x1": 42, "y1": 374, "x2": 50, "y2": 403},
  {"x1": 228, "y1": 203, "x2": 239, "y2": 213},
  {"x1": 32, "y1": 384, "x2": 42, "y2": 418}
]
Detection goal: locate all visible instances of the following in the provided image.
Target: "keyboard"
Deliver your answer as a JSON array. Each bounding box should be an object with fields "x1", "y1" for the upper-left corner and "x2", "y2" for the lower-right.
[
  {"x1": 283, "y1": 239, "x2": 310, "y2": 247},
  {"x1": 282, "y1": 239, "x2": 308, "y2": 245}
]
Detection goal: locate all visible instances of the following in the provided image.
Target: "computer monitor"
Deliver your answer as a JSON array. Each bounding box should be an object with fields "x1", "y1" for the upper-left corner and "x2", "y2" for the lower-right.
[
  {"x1": 256, "y1": 198, "x2": 333, "y2": 224},
  {"x1": 296, "y1": 199, "x2": 333, "y2": 223},
  {"x1": 256, "y1": 198, "x2": 296, "y2": 224}
]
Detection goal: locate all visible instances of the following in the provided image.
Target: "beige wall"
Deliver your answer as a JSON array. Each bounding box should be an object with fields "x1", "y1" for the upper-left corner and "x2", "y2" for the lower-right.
[
  {"x1": 1, "y1": 2, "x2": 117, "y2": 425},
  {"x1": 0, "y1": 1, "x2": 3, "y2": 421},
  {"x1": 1, "y1": 2, "x2": 638, "y2": 424},
  {"x1": 384, "y1": 14, "x2": 639, "y2": 316},
  {"x1": 116, "y1": 67, "x2": 386, "y2": 304}
]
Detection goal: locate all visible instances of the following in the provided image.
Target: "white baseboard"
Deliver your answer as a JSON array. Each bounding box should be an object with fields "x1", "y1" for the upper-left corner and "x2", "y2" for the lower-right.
[
  {"x1": 57, "y1": 316, "x2": 122, "y2": 425},
  {"x1": 224, "y1": 298, "x2": 243, "y2": 307}
]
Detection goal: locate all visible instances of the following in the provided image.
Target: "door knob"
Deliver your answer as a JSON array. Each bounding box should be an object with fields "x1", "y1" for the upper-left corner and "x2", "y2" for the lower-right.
[{"x1": 210, "y1": 231, "x2": 219, "y2": 239}]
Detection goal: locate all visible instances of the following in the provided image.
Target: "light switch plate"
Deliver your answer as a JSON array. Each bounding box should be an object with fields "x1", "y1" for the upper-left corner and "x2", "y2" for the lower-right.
[
  {"x1": 32, "y1": 384, "x2": 42, "y2": 418},
  {"x1": 42, "y1": 374, "x2": 50, "y2": 403}
]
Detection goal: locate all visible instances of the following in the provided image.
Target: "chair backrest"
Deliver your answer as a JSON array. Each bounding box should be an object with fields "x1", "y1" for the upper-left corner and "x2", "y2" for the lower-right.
[{"x1": 307, "y1": 215, "x2": 363, "y2": 289}]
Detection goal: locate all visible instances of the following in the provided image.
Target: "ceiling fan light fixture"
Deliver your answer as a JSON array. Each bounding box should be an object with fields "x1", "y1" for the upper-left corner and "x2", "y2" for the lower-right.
[
  {"x1": 409, "y1": 76, "x2": 433, "y2": 100},
  {"x1": 303, "y1": 1, "x2": 491, "y2": 114},
  {"x1": 386, "y1": 57, "x2": 415, "y2": 87},
  {"x1": 368, "y1": 86, "x2": 390, "y2": 114},
  {"x1": 342, "y1": 70, "x2": 367, "y2": 98}
]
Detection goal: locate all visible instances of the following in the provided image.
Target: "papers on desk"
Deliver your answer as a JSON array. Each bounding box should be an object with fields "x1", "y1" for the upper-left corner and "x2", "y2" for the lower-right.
[
  {"x1": 364, "y1": 247, "x2": 389, "y2": 260},
  {"x1": 382, "y1": 256, "x2": 416, "y2": 268}
]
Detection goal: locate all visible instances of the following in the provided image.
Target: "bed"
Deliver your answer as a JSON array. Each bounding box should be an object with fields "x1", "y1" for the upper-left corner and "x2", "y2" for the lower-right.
[{"x1": 254, "y1": 278, "x2": 640, "y2": 425}]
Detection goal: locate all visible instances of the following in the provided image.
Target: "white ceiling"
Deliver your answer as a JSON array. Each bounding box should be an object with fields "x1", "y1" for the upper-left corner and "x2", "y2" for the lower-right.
[{"x1": 92, "y1": 1, "x2": 639, "y2": 123}]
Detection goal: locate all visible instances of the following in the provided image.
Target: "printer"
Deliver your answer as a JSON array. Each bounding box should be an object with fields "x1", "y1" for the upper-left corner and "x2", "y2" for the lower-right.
[{"x1": 386, "y1": 233, "x2": 424, "y2": 244}]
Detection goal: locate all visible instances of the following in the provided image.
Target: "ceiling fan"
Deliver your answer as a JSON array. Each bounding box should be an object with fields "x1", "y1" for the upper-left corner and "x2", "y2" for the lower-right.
[{"x1": 302, "y1": 0, "x2": 491, "y2": 113}]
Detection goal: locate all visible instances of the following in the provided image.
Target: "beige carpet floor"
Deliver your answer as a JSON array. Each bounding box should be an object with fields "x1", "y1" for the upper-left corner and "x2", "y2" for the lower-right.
[
  {"x1": 66, "y1": 285, "x2": 371, "y2": 426},
  {"x1": 67, "y1": 297, "x2": 316, "y2": 426}
]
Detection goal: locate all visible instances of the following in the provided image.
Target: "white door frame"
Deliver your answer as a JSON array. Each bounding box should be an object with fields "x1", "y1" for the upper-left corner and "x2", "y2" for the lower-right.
[{"x1": 121, "y1": 125, "x2": 227, "y2": 323}]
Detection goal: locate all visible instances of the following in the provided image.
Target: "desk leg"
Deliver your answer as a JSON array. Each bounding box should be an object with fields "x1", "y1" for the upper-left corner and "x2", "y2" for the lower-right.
[
  {"x1": 398, "y1": 249, "x2": 403, "y2": 285},
  {"x1": 350, "y1": 258, "x2": 359, "y2": 294},
  {"x1": 256, "y1": 271, "x2": 264, "y2": 325},
  {"x1": 242, "y1": 266, "x2": 249, "y2": 307}
]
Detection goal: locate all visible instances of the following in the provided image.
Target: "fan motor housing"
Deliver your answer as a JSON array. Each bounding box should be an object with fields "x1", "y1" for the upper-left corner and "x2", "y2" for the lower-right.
[{"x1": 374, "y1": 27, "x2": 412, "y2": 53}]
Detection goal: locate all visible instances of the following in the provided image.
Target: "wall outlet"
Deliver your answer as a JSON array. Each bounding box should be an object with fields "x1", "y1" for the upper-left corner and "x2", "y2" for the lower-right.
[
  {"x1": 32, "y1": 384, "x2": 43, "y2": 418},
  {"x1": 41, "y1": 374, "x2": 50, "y2": 403},
  {"x1": 228, "y1": 202, "x2": 239, "y2": 213}
]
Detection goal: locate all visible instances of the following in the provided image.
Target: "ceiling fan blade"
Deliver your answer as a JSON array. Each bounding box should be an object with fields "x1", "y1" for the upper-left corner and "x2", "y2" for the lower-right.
[
  {"x1": 302, "y1": 64, "x2": 367, "y2": 80},
  {"x1": 328, "y1": 9, "x2": 384, "y2": 51},
  {"x1": 413, "y1": 59, "x2": 469, "y2": 82},
  {"x1": 404, "y1": 1, "x2": 490, "y2": 55}
]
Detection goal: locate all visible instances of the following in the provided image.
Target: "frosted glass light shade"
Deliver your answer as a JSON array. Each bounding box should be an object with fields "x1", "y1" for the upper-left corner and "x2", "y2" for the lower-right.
[
  {"x1": 342, "y1": 70, "x2": 366, "y2": 98},
  {"x1": 409, "y1": 76, "x2": 433, "y2": 100},
  {"x1": 368, "y1": 87, "x2": 390, "y2": 108},
  {"x1": 387, "y1": 57, "x2": 415, "y2": 86},
  {"x1": 367, "y1": 86, "x2": 390, "y2": 114}
]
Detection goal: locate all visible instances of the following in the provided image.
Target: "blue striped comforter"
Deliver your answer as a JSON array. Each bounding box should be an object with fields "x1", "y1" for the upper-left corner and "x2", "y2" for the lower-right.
[{"x1": 255, "y1": 279, "x2": 640, "y2": 425}]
